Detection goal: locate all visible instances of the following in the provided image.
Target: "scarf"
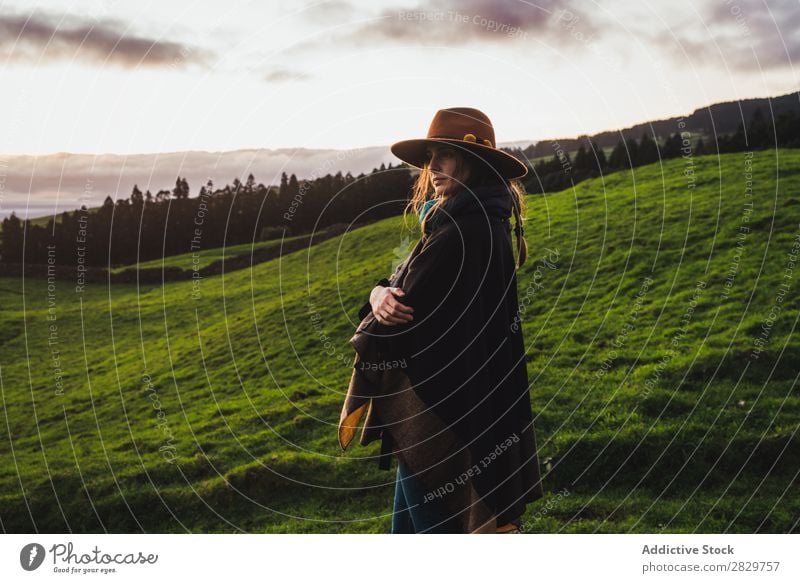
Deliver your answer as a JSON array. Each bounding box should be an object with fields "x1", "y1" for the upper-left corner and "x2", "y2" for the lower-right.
[
  {"x1": 419, "y1": 181, "x2": 516, "y2": 234},
  {"x1": 419, "y1": 181, "x2": 523, "y2": 260}
]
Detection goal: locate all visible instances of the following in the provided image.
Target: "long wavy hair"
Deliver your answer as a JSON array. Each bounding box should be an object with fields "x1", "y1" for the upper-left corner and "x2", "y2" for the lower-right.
[{"x1": 401, "y1": 149, "x2": 529, "y2": 268}]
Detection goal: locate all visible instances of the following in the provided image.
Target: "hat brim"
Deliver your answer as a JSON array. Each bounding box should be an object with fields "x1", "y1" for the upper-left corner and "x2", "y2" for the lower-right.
[{"x1": 390, "y1": 138, "x2": 528, "y2": 180}]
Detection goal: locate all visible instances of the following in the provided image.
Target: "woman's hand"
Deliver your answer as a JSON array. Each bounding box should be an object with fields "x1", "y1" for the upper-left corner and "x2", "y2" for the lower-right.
[{"x1": 369, "y1": 285, "x2": 414, "y2": 325}]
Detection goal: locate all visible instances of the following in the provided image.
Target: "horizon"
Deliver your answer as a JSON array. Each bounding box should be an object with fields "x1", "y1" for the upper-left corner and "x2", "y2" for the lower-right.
[
  {"x1": 2, "y1": 84, "x2": 797, "y2": 224},
  {"x1": 2, "y1": 88, "x2": 796, "y2": 159},
  {"x1": 1, "y1": 0, "x2": 798, "y2": 221}
]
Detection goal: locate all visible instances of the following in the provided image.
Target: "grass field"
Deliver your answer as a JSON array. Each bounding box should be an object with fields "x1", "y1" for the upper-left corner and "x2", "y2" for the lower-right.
[
  {"x1": 0, "y1": 149, "x2": 798, "y2": 533},
  {"x1": 108, "y1": 233, "x2": 310, "y2": 274}
]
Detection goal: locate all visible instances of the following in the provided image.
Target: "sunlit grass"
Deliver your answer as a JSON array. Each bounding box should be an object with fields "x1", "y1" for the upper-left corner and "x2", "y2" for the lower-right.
[{"x1": 0, "y1": 149, "x2": 797, "y2": 533}]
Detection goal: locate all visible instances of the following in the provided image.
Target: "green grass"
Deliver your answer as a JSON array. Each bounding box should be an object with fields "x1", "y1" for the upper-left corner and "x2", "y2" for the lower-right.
[
  {"x1": 0, "y1": 149, "x2": 798, "y2": 533},
  {"x1": 108, "y1": 233, "x2": 309, "y2": 274}
]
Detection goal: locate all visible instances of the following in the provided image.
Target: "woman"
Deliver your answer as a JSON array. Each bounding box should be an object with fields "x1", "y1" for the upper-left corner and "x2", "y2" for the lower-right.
[{"x1": 338, "y1": 107, "x2": 545, "y2": 534}]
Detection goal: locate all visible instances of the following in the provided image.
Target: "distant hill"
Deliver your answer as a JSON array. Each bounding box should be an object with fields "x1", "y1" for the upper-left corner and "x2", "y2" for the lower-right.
[
  {"x1": 522, "y1": 91, "x2": 800, "y2": 158},
  {"x1": 2, "y1": 90, "x2": 797, "y2": 225}
]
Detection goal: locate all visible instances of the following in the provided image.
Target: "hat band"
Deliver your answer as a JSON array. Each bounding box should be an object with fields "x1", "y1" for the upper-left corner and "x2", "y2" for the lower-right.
[{"x1": 429, "y1": 133, "x2": 494, "y2": 148}]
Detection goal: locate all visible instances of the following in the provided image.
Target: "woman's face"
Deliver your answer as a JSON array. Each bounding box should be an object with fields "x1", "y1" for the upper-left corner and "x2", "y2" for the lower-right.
[{"x1": 425, "y1": 143, "x2": 470, "y2": 197}]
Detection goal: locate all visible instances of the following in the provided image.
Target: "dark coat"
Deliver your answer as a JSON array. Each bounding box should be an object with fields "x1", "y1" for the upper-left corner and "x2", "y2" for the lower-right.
[{"x1": 338, "y1": 183, "x2": 545, "y2": 533}]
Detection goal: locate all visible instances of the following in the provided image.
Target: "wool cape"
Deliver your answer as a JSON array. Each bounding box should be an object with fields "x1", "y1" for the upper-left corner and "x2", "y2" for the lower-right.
[{"x1": 338, "y1": 181, "x2": 545, "y2": 533}]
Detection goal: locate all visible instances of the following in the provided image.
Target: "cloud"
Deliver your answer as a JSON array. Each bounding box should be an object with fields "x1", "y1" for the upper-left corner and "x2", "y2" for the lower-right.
[
  {"x1": 0, "y1": 11, "x2": 212, "y2": 69},
  {"x1": 263, "y1": 68, "x2": 311, "y2": 83},
  {"x1": 648, "y1": 0, "x2": 800, "y2": 71},
  {"x1": 290, "y1": 0, "x2": 597, "y2": 52},
  {"x1": 300, "y1": 0, "x2": 357, "y2": 24}
]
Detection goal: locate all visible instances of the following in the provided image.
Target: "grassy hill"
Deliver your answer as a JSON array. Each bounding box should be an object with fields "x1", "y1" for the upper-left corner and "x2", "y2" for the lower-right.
[
  {"x1": 0, "y1": 149, "x2": 798, "y2": 533},
  {"x1": 108, "y1": 232, "x2": 310, "y2": 274}
]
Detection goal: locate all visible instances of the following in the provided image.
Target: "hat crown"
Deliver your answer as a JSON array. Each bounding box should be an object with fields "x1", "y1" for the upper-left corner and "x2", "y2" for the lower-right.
[
  {"x1": 389, "y1": 106, "x2": 528, "y2": 179},
  {"x1": 427, "y1": 107, "x2": 496, "y2": 148}
]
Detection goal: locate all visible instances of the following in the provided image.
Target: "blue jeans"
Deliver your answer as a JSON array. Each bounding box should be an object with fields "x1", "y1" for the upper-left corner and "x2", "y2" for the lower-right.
[{"x1": 391, "y1": 459, "x2": 462, "y2": 533}]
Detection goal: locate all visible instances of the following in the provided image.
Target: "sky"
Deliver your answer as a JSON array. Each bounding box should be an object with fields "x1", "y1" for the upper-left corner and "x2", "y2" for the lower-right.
[
  {"x1": 1, "y1": 0, "x2": 798, "y2": 155},
  {"x1": 0, "y1": 0, "x2": 798, "y2": 218}
]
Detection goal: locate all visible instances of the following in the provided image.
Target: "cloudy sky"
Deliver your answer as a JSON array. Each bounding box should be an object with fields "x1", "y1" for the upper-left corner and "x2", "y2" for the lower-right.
[{"x1": 0, "y1": 0, "x2": 797, "y2": 218}]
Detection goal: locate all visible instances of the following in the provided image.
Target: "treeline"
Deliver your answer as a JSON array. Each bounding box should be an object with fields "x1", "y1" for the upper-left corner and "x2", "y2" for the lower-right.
[
  {"x1": 520, "y1": 91, "x2": 800, "y2": 158},
  {"x1": 522, "y1": 106, "x2": 800, "y2": 194},
  {"x1": 1, "y1": 164, "x2": 412, "y2": 266},
  {"x1": 3, "y1": 106, "x2": 798, "y2": 267}
]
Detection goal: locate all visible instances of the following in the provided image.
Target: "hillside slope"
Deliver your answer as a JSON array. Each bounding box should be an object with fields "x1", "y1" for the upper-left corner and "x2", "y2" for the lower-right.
[{"x1": 0, "y1": 149, "x2": 797, "y2": 533}]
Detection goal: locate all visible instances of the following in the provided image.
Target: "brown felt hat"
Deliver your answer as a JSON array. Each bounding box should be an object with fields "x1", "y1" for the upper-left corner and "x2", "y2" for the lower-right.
[{"x1": 390, "y1": 107, "x2": 528, "y2": 179}]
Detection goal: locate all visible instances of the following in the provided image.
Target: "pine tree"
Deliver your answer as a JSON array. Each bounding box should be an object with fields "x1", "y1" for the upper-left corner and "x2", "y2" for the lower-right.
[
  {"x1": 589, "y1": 141, "x2": 606, "y2": 170},
  {"x1": 131, "y1": 184, "x2": 144, "y2": 205},
  {"x1": 574, "y1": 144, "x2": 590, "y2": 171},
  {"x1": 608, "y1": 138, "x2": 628, "y2": 169},
  {"x1": 695, "y1": 137, "x2": 706, "y2": 156},
  {"x1": 1, "y1": 212, "x2": 23, "y2": 263},
  {"x1": 746, "y1": 107, "x2": 771, "y2": 149},
  {"x1": 662, "y1": 132, "x2": 682, "y2": 158},
  {"x1": 637, "y1": 132, "x2": 659, "y2": 166}
]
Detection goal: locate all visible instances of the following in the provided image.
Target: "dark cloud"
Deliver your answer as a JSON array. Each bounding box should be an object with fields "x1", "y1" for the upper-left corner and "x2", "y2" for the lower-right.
[
  {"x1": 650, "y1": 0, "x2": 800, "y2": 71},
  {"x1": 290, "y1": 0, "x2": 596, "y2": 51},
  {"x1": 0, "y1": 11, "x2": 212, "y2": 69}
]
